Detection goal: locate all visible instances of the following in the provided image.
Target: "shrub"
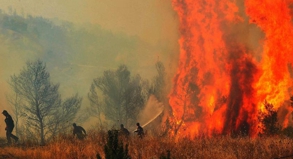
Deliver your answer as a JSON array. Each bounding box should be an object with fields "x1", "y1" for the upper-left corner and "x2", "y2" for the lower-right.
[
  {"x1": 97, "y1": 130, "x2": 130, "y2": 159},
  {"x1": 160, "y1": 150, "x2": 171, "y2": 159},
  {"x1": 258, "y1": 102, "x2": 281, "y2": 136},
  {"x1": 281, "y1": 126, "x2": 293, "y2": 138}
]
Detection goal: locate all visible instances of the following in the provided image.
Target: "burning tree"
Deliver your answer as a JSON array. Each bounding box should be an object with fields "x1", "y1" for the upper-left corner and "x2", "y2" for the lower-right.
[
  {"x1": 281, "y1": 96, "x2": 293, "y2": 138},
  {"x1": 9, "y1": 60, "x2": 82, "y2": 144},
  {"x1": 258, "y1": 102, "x2": 280, "y2": 136},
  {"x1": 168, "y1": 0, "x2": 293, "y2": 138}
]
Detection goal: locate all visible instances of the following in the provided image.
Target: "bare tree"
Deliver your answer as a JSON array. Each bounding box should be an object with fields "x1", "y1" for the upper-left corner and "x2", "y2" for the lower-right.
[
  {"x1": 47, "y1": 94, "x2": 82, "y2": 139},
  {"x1": 9, "y1": 60, "x2": 82, "y2": 144},
  {"x1": 88, "y1": 83, "x2": 103, "y2": 127},
  {"x1": 151, "y1": 61, "x2": 166, "y2": 102},
  {"x1": 89, "y1": 65, "x2": 146, "y2": 128},
  {"x1": 124, "y1": 74, "x2": 148, "y2": 127}
]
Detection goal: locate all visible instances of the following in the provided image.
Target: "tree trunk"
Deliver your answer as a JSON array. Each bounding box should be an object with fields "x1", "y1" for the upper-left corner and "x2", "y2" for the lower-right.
[{"x1": 40, "y1": 121, "x2": 45, "y2": 145}]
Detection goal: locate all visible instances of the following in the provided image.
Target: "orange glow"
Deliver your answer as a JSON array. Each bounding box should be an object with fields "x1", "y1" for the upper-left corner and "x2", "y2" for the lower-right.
[
  {"x1": 169, "y1": 0, "x2": 293, "y2": 138},
  {"x1": 246, "y1": 0, "x2": 293, "y2": 110}
]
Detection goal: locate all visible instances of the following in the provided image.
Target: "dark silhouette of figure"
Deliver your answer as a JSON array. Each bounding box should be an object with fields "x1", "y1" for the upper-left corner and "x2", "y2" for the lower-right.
[
  {"x1": 119, "y1": 124, "x2": 130, "y2": 136},
  {"x1": 134, "y1": 122, "x2": 144, "y2": 138},
  {"x1": 2, "y1": 110, "x2": 18, "y2": 144},
  {"x1": 72, "y1": 123, "x2": 86, "y2": 140}
]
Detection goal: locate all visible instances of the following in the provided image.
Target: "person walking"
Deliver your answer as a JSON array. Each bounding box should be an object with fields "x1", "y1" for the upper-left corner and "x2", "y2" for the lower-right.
[
  {"x1": 2, "y1": 110, "x2": 18, "y2": 144},
  {"x1": 72, "y1": 123, "x2": 87, "y2": 140}
]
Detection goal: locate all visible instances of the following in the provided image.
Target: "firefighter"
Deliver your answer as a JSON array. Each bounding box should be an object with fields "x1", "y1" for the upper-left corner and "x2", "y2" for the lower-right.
[
  {"x1": 134, "y1": 122, "x2": 144, "y2": 138},
  {"x1": 2, "y1": 110, "x2": 18, "y2": 144},
  {"x1": 72, "y1": 123, "x2": 86, "y2": 140}
]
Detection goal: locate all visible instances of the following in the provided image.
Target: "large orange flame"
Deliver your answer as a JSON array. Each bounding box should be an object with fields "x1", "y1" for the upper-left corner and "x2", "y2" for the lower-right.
[
  {"x1": 170, "y1": 0, "x2": 293, "y2": 138},
  {"x1": 246, "y1": 0, "x2": 293, "y2": 117}
]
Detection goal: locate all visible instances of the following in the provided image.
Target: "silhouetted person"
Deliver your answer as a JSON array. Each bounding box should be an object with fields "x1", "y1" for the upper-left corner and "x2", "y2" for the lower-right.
[
  {"x1": 119, "y1": 124, "x2": 130, "y2": 137},
  {"x1": 72, "y1": 123, "x2": 86, "y2": 140},
  {"x1": 2, "y1": 110, "x2": 18, "y2": 144},
  {"x1": 134, "y1": 122, "x2": 144, "y2": 138}
]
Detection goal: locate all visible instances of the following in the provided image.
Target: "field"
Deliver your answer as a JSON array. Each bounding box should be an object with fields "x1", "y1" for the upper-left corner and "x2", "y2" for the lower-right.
[{"x1": 0, "y1": 131, "x2": 293, "y2": 159}]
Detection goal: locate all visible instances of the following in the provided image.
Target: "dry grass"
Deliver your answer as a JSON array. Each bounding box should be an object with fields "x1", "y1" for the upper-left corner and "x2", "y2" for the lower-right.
[{"x1": 0, "y1": 131, "x2": 293, "y2": 159}]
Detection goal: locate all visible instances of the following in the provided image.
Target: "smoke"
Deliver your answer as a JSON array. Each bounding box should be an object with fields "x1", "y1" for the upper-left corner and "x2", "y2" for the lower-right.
[
  {"x1": 0, "y1": 1, "x2": 180, "y2": 137},
  {"x1": 0, "y1": 0, "x2": 179, "y2": 99},
  {"x1": 232, "y1": 0, "x2": 264, "y2": 60},
  {"x1": 137, "y1": 95, "x2": 164, "y2": 128}
]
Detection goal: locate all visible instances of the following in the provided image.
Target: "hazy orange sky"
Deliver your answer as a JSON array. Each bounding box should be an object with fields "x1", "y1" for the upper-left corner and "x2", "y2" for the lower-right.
[
  {"x1": 0, "y1": 0, "x2": 179, "y2": 46},
  {"x1": 0, "y1": 0, "x2": 180, "y2": 128}
]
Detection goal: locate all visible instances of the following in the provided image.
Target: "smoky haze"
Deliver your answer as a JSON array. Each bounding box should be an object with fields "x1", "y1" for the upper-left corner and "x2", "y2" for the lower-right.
[
  {"x1": 0, "y1": 0, "x2": 179, "y2": 134},
  {"x1": 136, "y1": 95, "x2": 164, "y2": 129}
]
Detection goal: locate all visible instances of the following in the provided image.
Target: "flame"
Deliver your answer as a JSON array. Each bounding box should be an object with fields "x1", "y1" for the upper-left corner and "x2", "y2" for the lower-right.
[
  {"x1": 169, "y1": 0, "x2": 293, "y2": 138},
  {"x1": 246, "y1": 0, "x2": 293, "y2": 110}
]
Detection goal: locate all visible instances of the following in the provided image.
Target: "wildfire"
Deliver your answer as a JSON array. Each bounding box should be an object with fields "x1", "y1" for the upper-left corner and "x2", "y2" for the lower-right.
[{"x1": 169, "y1": 0, "x2": 293, "y2": 138}]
